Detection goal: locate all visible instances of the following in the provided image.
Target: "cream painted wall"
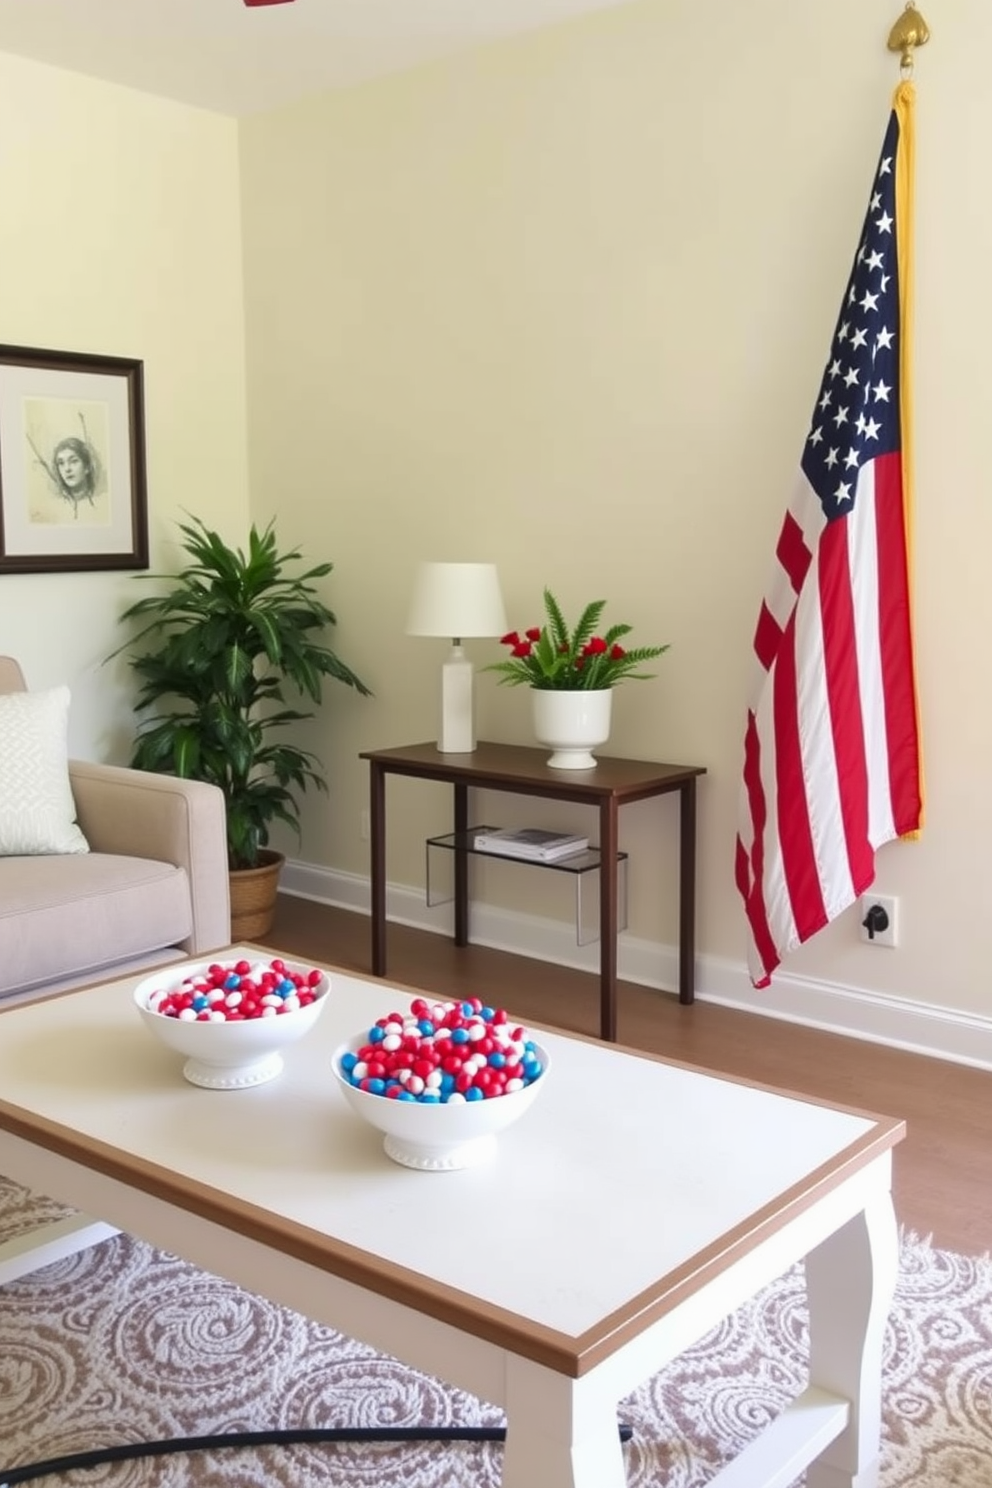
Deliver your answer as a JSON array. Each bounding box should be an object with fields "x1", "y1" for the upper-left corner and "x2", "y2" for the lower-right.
[
  {"x1": 4, "y1": 2, "x2": 979, "y2": 1030},
  {"x1": 239, "y1": 0, "x2": 989, "y2": 1024},
  {"x1": 0, "y1": 51, "x2": 250, "y2": 759}
]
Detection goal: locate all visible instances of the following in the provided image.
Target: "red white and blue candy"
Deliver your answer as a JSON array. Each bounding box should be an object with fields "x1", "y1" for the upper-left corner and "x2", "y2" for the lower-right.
[
  {"x1": 147, "y1": 958, "x2": 322, "y2": 1021},
  {"x1": 340, "y1": 996, "x2": 544, "y2": 1104}
]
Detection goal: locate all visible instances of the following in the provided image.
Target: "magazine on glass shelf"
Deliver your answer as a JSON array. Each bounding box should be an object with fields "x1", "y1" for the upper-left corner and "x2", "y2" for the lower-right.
[{"x1": 472, "y1": 826, "x2": 589, "y2": 862}]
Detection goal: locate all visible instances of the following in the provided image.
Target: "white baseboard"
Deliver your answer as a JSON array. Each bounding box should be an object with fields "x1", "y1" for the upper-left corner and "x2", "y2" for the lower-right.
[{"x1": 282, "y1": 858, "x2": 992, "y2": 1073}]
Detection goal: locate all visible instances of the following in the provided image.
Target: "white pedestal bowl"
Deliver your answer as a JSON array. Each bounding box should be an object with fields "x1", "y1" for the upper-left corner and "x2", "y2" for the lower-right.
[
  {"x1": 134, "y1": 957, "x2": 331, "y2": 1089},
  {"x1": 331, "y1": 1039, "x2": 551, "y2": 1171}
]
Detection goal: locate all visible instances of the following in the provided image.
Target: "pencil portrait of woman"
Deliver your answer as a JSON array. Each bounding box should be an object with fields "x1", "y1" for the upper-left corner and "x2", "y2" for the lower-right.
[
  {"x1": 51, "y1": 436, "x2": 99, "y2": 512},
  {"x1": 23, "y1": 398, "x2": 111, "y2": 527}
]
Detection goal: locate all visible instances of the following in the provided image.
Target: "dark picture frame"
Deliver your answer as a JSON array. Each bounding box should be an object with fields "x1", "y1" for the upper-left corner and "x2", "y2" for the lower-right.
[{"x1": 0, "y1": 344, "x2": 148, "y2": 573}]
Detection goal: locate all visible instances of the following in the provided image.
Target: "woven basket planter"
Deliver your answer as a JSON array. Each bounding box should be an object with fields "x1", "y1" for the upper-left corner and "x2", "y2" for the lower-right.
[{"x1": 229, "y1": 849, "x2": 286, "y2": 942}]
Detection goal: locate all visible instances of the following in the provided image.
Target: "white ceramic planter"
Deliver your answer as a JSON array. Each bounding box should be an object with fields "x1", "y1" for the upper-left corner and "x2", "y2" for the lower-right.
[{"x1": 530, "y1": 688, "x2": 613, "y2": 769}]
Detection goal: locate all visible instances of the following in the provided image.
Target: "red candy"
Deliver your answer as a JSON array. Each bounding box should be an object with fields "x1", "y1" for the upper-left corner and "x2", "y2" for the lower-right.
[
  {"x1": 340, "y1": 997, "x2": 544, "y2": 1104},
  {"x1": 148, "y1": 958, "x2": 324, "y2": 1022}
]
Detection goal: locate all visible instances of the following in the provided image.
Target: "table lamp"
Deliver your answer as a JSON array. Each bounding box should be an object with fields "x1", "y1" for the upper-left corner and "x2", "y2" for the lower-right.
[{"x1": 406, "y1": 562, "x2": 507, "y2": 753}]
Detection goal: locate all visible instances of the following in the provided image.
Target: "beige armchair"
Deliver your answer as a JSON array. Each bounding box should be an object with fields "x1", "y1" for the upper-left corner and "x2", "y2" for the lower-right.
[{"x1": 0, "y1": 657, "x2": 230, "y2": 1005}]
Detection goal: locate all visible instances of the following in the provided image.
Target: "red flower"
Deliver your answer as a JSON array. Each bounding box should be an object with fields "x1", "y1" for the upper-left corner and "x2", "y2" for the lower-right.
[{"x1": 485, "y1": 589, "x2": 668, "y2": 690}]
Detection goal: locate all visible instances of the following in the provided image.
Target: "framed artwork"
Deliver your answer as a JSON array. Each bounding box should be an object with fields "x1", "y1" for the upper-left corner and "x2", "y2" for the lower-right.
[{"x1": 0, "y1": 344, "x2": 148, "y2": 573}]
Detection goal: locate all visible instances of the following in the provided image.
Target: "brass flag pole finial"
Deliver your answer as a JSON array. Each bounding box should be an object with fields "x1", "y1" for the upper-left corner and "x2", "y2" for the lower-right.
[{"x1": 887, "y1": 4, "x2": 930, "y2": 75}]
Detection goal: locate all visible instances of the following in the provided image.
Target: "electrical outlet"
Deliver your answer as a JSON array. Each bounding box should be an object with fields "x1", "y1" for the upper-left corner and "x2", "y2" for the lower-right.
[
  {"x1": 360, "y1": 810, "x2": 370, "y2": 841},
  {"x1": 860, "y1": 893, "x2": 898, "y2": 948}
]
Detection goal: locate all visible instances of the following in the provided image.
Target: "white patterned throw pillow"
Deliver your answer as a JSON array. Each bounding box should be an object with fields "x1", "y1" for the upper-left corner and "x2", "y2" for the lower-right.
[{"x1": 0, "y1": 686, "x2": 89, "y2": 855}]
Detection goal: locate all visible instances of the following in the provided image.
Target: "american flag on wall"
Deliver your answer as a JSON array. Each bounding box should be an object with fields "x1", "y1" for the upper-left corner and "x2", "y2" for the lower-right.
[{"x1": 736, "y1": 83, "x2": 924, "y2": 988}]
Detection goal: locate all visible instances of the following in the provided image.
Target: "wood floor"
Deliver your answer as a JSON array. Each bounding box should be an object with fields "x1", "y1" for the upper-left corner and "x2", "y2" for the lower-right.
[{"x1": 267, "y1": 893, "x2": 992, "y2": 1259}]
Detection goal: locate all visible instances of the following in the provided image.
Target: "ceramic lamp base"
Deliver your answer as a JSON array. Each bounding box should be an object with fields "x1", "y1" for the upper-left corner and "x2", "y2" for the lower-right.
[{"x1": 438, "y1": 645, "x2": 475, "y2": 752}]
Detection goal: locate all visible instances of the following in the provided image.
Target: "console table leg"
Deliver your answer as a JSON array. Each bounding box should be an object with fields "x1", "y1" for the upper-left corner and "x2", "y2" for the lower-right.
[
  {"x1": 502, "y1": 1358, "x2": 626, "y2": 1488},
  {"x1": 369, "y1": 764, "x2": 387, "y2": 976},
  {"x1": 453, "y1": 783, "x2": 469, "y2": 947},
  {"x1": 678, "y1": 776, "x2": 697, "y2": 1005},
  {"x1": 598, "y1": 801, "x2": 619, "y2": 1042},
  {"x1": 804, "y1": 1193, "x2": 899, "y2": 1488}
]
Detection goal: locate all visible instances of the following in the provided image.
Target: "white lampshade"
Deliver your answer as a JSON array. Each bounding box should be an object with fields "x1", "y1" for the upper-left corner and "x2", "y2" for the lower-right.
[
  {"x1": 406, "y1": 562, "x2": 507, "y2": 640},
  {"x1": 406, "y1": 562, "x2": 506, "y2": 754}
]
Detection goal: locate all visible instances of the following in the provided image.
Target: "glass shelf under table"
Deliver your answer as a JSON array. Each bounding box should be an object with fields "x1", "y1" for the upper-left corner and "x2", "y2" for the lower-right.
[{"x1": 425, "y1": 826, "x2": 628, "y2": 947}]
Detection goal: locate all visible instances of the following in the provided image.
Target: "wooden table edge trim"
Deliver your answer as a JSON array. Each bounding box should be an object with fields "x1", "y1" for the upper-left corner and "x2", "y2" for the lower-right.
[
  {"x1": 0, "y1": 1101, "x2": 903, "y2": 1380},
  {"x1": 570, "y1": 1119, "x2": 904, "y2": 1372}
]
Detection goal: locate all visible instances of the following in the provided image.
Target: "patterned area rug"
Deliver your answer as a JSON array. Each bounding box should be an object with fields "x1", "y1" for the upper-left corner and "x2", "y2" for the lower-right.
[{"x1": 1, "y1": 1173, "x2": 990, "y2": 1486}]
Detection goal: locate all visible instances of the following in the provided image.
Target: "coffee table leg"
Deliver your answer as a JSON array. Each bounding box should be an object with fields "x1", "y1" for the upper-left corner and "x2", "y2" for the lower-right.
[
  {"x1": 502, "y1": 1357, "x2": 626, "y2": 1488},
  {"x1": 804, "y1": 1194, "x2": 899, "y2": 1488},
  {"x1": 0, "y1": 1215, "x2": 119, "y2": 1285}
]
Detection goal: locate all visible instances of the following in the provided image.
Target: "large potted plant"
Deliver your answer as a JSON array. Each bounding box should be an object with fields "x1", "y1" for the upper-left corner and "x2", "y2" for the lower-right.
[
  {"x1": 112, "y1": 516, "x2": 372, "y2": 937},
  {"x1": 486, "y1": 589, "x2": 668, "y2": 768}
]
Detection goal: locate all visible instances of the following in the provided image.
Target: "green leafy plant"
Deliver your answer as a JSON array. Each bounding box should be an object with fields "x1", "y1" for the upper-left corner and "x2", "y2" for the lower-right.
[
  {"x1": 110, "y1": 516, "x2": 371, "y2": 871},
  {"x1": 485, "y1": 588, "x2": 669, "y2": 691}
]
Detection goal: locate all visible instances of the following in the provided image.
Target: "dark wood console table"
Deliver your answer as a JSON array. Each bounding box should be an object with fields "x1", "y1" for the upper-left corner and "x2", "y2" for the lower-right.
[{"x1": 360, "y1": 741, "x2": 706, "y2": 1042}]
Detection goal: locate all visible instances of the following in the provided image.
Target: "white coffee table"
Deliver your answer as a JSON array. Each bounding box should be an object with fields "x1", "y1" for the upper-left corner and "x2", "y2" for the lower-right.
[{"x1": 0, "y1": 952, "x2": 903, "y2": 1488}]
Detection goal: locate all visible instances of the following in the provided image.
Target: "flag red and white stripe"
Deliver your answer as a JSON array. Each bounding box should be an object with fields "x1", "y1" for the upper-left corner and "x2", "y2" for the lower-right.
[{"x1": 736, "y1": 84, "x2": 923, "y2": 988}]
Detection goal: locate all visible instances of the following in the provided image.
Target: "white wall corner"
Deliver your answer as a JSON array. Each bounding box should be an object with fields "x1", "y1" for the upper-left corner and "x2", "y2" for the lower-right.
[{"x1": 281, "y1": 859, "x2": 992, "y2": 1072}]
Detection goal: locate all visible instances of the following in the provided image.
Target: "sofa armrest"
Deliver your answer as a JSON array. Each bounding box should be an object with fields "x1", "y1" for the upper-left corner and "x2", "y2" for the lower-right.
[{"x1": 68, "y1": 761, "x2": 231, "y2": 956}]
